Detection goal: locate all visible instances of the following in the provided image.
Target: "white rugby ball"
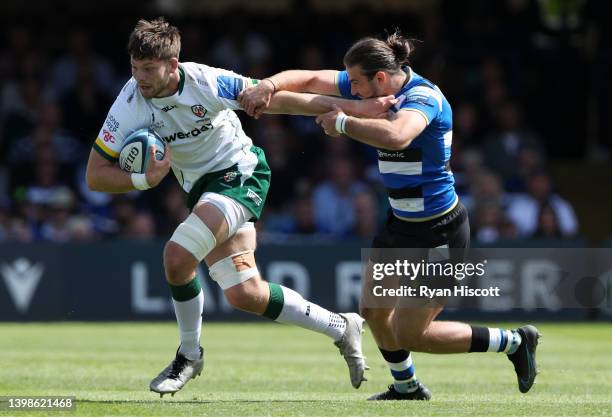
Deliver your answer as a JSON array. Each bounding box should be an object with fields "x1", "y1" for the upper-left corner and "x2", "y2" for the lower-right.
[{"x1": 118, "y1": 128, "x2": 165, "y2": 173}]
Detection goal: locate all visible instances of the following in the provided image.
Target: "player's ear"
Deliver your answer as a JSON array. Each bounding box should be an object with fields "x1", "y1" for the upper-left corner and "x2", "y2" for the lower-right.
[
  {"x1": 375, "y1": 71, "x2": 387, "y2": 84},
  {"x1": 168, "y1": 57, "x2": 179, "y2": 72}
]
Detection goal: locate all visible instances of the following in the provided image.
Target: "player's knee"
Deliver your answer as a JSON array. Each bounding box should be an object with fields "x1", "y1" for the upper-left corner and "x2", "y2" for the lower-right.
[
  {"x1": 223, "y1": 280, "x2": 264, "y2": 312},
  {"x1": 163, "y1": 241, "x2": 196, "y2": 284},
  {"x1": 359, "y1": 304, "x2": 374, "y2": 321},
  {"x1": 169, "y1": 213, "x2": 217, "y2": 262},
  {"x1": 359, "y1": 304, "x2": 389, "y2": 325},
  {"x1": 224, "y1": 284, "x2": 248, "y2": 309},
  {"x1": 210, "y1": 251, "x2": 263, "y2": 311}
]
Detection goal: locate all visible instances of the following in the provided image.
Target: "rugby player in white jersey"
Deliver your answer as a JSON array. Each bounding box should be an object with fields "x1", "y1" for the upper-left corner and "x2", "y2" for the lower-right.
[{"x1": 86, "y1": 18, "x2": 396, "y2": 396}]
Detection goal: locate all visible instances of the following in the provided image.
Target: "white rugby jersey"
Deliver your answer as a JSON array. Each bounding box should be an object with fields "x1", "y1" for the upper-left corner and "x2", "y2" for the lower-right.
[{"x1": 94, "y1": 62, "x2": 257, "y2": 192}]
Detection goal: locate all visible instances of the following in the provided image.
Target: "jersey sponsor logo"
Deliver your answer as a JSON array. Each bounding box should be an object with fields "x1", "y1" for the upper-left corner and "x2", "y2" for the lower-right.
[
  {"x1": 191, "y1": 104, "x2": 207, "y2": 118},
  {"x1": 246, "y1": 189, "x2": 263, "y2": 206},
  {"x1": 377, "y1": 149, "x2": 421, "y2": 162},
  {"x1": 161, "y1": 105, "x2": 177, "y2": 112},
  {"x1": 162, "y1": 123, "x2": 214, "y2": 143},
  {"x1": 102, "y1": 129, "x2": 115, "y2": 143},
  {"x1": 105, "y1": 115, "x2": 119, "y2": 132}
]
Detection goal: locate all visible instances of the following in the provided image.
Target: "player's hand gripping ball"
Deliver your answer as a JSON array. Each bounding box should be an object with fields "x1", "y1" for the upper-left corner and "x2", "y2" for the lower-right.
[{"x1": 118, "y1": 128, "x2": 166, "y2": 173}]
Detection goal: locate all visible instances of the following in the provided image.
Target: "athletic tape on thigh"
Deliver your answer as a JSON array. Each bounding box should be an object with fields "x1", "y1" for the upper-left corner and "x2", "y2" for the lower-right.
[
  {"x1": 239, "y1": 221, "x2": 255, "y2": 231},
  {"x1": 170, "y1": 213, "x2": 217, "y2": 261},
  {"x1": 208, "y1": 251, "x2": 259, "y2": 290},
  {"x1": 199, "y1": 192, "x2": 251, "y2": 238}
]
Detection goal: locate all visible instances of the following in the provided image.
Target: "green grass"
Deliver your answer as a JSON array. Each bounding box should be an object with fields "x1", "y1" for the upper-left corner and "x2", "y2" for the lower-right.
[{"x1": 0, "y1": 322, "x2": 610, "y2": 417}]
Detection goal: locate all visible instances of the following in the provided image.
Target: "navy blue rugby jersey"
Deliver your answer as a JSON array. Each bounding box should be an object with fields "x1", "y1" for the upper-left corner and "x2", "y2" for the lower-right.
[{"x1": 337, "y1": 68, "x2": 457, "y2": 220}]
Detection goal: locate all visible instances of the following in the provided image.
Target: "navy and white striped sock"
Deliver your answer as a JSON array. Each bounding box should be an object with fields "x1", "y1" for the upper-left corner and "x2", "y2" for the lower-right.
[
  {"x1": 470, "y1": 326, "x2": 522, "y2": 354},
  {"x1": 379, "y1": 349, "x2": 419, "y2": 393}
]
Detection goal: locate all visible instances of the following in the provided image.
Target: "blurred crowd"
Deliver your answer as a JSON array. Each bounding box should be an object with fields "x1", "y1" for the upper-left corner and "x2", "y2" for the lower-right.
[{"x1": 1, "y1": 0, "x2": 610, "y2": 244}]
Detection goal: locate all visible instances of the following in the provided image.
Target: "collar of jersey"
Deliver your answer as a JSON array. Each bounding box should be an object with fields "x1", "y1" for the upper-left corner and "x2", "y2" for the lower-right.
[
  {"x1": 395, "y1": 66, "x2": 414, "y2": 98},
  {"x1": 178, "y1": 64, "x2": 185, "y2": 95}
]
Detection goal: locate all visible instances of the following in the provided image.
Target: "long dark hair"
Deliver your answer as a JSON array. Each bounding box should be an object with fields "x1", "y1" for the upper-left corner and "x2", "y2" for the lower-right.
[{"x1": 343, "y1": 29, "x2": 415, "y2": 78}]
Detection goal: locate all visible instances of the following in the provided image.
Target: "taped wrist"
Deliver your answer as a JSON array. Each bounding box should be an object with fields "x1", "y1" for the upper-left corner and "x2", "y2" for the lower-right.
[
  {"x1": 335, "y1": 113, "x2": 348, "y2": 134},
  {"x1": 131, "y1": 173, "x2": 151, "y2": 190}
]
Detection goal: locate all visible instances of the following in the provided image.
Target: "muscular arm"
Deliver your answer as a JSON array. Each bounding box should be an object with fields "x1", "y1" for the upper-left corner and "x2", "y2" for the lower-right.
[
  {"x1": 86, "y1": 149, "x2": 137, "y2": 193},
  {"x1": 265, "y1": 91, "x2": 392, "y2": 118},
  {"x1": 238, "y1": 70, "x2": 342, "y2": 117},
  {"x1": 323, "y1": 110, "x2": 428, "y2": 151},
  {"x1": 85, "y1": 145, "x2": 171, "y2": 193},
  {"x1": 265, "y1": 70, "x2": 340, "y2": 95}
]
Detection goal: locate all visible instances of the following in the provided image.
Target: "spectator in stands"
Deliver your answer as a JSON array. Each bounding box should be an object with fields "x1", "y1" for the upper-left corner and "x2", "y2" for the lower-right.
[
  {"x1": 157, "y1": 183, "x2": 189, "y2": 237},
  {"x1": 8, "y1": 102, "x2": 84, "y2": 167},
  {"x1": 49, "y1": 28, "x2": 116, "y2": 100},
  {"x1": 0, "y1": 6, "x2": 592, "y2": 244},
  {"x1": 483, "y1": 100, "x2": 544, "y2": 190},
  {"x1": 471, "y1": 201, "x2": 519, "y2": 244},
  {"x1": 462, "y1": 170, "x2": 508, "y2": 214},
  {"x1": 453, "y1": 101, "x2": 482, "y2": 147},
  {"x1": 532, "y1": 203, "x2": 564, "y2": 239},
  {"x1": 281, "y1": 195, "x2": 317, "y2": 235},
  {"x1": 0, "y1": 75, "x2": 44, "y2": 157},
  {"x1": 66, "y1": 215, "x2": 98, "y2": 242},
  {"x1": 312, "y1": 155, "x2": 366, "y2": 236},
  {"x1": 251, "y1": 116, "x2": 302, "y2": 211},
  {"x1": 125, "y1": 211, "x2": 157, "y2": 240},
  {"x1": 351, "y1": 190, "x2": 379, "y2": 239},
  {"x1": 109, "y1": 195, "x2": 139, "y2": 237},
  {"x1": 60, "y1": 59, "x2": 113, "y2": 143},
  {"x1": 39, "y1": 187, "x2": 77, "y2": 242},
  {"x1": 1, "y1": 217, "x2": 34, "y2": 242},
  {"x1": 507, "y1": 171, "x2": 578, "y2": 238},
  {"x1": 17, "y1": 145, "x2": 68, "y2": 233}
]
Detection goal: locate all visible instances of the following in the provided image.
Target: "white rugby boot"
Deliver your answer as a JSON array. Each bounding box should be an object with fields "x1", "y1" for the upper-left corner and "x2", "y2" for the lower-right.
[
  {"x1": 334, "y1": 313, "x2": 368, "y2": 388},
  {"x1": 149, "y1": 346, "x2": 204, "y2": 397}
]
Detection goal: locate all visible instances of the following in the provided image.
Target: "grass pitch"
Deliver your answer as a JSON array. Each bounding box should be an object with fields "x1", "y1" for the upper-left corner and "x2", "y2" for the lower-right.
[{"x1": 0, "y1": 322, "x2": 610, "y2": 417}]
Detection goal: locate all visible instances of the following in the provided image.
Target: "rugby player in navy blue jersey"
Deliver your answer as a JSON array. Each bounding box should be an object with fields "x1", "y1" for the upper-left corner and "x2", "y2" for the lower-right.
[{"x1": 239, "y1": 30, "x2": 541, "y2": 400}]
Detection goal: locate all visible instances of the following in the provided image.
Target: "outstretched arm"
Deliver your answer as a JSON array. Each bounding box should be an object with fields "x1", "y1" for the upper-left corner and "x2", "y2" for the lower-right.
[
  {"x1": 238, "y1": 70, "x2": 340, "y2": 118},
  {"x1": 264, "y1": 90, "x2": 395, "y2": 119}
]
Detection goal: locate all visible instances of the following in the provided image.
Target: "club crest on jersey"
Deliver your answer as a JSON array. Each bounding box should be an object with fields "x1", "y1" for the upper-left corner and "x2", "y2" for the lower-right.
[
  {"x1": 223, "y1": 171, "x2": 238, "y2": 182},
  {"x1": 191, "y1": 104, "x2": 207, "y2": 118}
]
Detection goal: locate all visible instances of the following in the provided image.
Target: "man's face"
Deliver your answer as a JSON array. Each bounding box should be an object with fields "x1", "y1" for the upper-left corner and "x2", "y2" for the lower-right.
[
  {"x1": 345, "y1": 65, "x2": 386, "y2": 99},
  {"x1": 130, "y1": 57, "x2": 172, "y2": 99}
]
